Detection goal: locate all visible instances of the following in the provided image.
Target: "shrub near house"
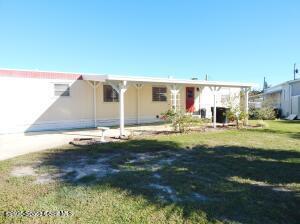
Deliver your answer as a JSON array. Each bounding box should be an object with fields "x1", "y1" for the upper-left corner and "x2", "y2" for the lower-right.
[
  {"x1": 161, "y1": 109, "x2": 205, "y2": 133},
  {"x1": 225, "y1": 108, "x2": 247, "y2": 129},
  {"x1": 249, "y1": 107, "x2": 276, "y2": 120},
  {"x1": 249, "y1": 99, "x2": 276, "y2": 120},
  {"x1": 222, "y1": 93, "x2": 248, "y2": 128}
]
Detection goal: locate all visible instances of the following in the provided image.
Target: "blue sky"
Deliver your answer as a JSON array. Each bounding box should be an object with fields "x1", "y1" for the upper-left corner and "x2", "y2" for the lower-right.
[{"x1": 0, "y1": 0, "x2": 299, "y2": 88}]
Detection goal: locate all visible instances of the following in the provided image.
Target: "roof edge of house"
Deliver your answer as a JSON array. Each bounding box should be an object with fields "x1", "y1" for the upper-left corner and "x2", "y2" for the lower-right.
[{"x1": 0, "y1": 68, "x2": 255, "y2": 88}]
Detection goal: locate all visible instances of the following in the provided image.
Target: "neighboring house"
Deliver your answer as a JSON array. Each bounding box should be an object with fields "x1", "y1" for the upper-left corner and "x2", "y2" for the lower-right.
[
  {"x1": 0, "y1": 69, "x2": 253, "y2": 135},
  {"x1": 262, "y1": 79, "x2": 300, "y2": 118},
  {"x1": 249, "y1": 96, "x2": 263, "y2": 109}
]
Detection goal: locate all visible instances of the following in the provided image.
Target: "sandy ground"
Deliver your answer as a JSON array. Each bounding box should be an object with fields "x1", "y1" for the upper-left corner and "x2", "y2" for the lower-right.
[
  {"x1": 9, "y1": 150, "x2": 210, "y2": 202},
  {"x1": 0, "y1": 123, "x2": 172, "y2": 161}
]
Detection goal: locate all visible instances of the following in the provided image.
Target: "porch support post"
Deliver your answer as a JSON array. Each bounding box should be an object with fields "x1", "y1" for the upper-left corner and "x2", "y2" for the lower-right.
[
  {"x1": 244, "y1": 87, "x2": 250, "y2": 126},
  {"x1": 119, "y1": 85, "x2": 125, "y2": 136},
  {"x1": 118, "y1": 81, "x2": 128, "y2": 137},
  {"x1": 93, "y1": 82, "x2": 97, "y2": 127},
  {"x1": 135, "y1": 84, "x2": 143, "y2": 124},
  {"x1": 170, "y1": 84, "x2": 180, "y2": 112},
  {"x1": 213, "y1": 92, "x2": 217, "y2": 128},
  {"x1": 87, "y1": 81, "x2": 100, "y2": 128},
  {"x1": 108, "y1": 81, "x2": 128, "y2": 137},
  {"x1": 197, "y1": 86, "x2": 204, "y2": 115},
  {"x1": 209, "y1": 86, "x2": 221, "y2": 128}
]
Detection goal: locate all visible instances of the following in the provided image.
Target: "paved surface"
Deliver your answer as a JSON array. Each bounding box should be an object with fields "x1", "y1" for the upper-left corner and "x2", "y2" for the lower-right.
[{"x1": 0, "y1": 124, "x2": 172, "y2": 161}]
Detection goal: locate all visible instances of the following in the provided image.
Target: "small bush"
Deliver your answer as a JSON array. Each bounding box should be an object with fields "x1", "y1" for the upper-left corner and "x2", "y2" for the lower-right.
[
  {"x1": 249, "y1": 107, "x2": 260, "y2": 119},
  {"x1": 249, "y1": 98, "x2": 277, "y2": 120},
  {"x1": 222, "y1": 93, "x2": 248, "y2": 129},
  {"x1": 249, "y1": 107, "x2": 276, "y2": 120},
  {"x1": 161, "y1": 109, "x2": 205, "y2": 133},
  {"x1": 258, "y1": 107, "x2": 276, "y2": 120},
  {"x1": 225, "y1": 107, "x2": 247, "y2": 129}
]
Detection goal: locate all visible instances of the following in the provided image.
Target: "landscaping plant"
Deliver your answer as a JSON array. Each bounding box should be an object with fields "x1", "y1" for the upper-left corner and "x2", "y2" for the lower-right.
[
  {"x1": 161, "y1": 109, "x2": 204, "y2": 133},
  {"x1": 249, "y1": 100, "x2": 276, "y2": 120},
  {"x1": 223, "y1": 93, "x2": 248, "y2": 129}
]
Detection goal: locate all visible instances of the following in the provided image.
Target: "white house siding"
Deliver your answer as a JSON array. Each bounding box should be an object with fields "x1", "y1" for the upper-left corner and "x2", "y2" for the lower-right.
[
  {"x1": 199, "y1": 87, "x2": 241, "y2": 118},
  {"x1": 0, "y1": 77, "x2": 94, "y2": 133},
  {"x1": 0, "y1": 76, "x2": 242, "y2": 134},
  {"x1": 95, "y1": 83, "x2": 169, "y2": 126},
  {"x1": 280, "y1": 84, "x2": 291, "y2": 117},
  {"x1": 277, "y1": 82, "x2": 300, "y2": 117},
  {"x1": 291, "y1": 82, "x2": 300, "y2": 96},
  {"x1": 291, "y1": 96, "x2": 300, "y2": 115},
  {"x1": 291, "y1": 82, "x2": 300, "y2": 118},
  {"x1": 263, "y1": 80, "x2": 300, "y2": 118}
]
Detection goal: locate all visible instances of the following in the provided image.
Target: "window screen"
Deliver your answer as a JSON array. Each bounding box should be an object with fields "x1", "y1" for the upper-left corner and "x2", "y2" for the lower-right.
[
  {"x1": 54, "y1": 84, "x2": 70, "y2": 96},
  {"x1": 152, "y1": 87, "x2": 167, "y2": 102},
  {"x1": 103, "y1": 85, "x2": 119, "y2": 102}
]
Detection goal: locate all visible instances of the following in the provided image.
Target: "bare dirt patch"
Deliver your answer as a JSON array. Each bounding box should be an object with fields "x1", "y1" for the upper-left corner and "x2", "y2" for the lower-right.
[
  {"x1": 35, "y1": 173, "x2": 63, "y2": 184},
  {"x1": 10, "y1": 153, "x2": 122, "y2": 184},
  {"x1": 11, "y1": 166, "x2": 36, "y2": 177}
]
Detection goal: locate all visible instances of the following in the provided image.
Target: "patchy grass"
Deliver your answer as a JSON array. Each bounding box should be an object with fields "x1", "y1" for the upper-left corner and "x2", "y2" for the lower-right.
[{"x1": 0, "y1": 120, "x2": 299, "y2": 223}]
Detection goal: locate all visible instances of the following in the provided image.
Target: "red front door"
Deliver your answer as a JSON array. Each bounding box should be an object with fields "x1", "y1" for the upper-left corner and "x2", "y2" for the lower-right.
[{"x1": 186, "y1": 87, "x2": 195, "y2": 112}]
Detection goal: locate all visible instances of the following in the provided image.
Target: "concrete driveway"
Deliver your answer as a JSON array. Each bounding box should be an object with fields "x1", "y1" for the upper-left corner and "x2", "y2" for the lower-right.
[
  {"x1": 0, "y1": 123, "x2": 172, "y2": 161},
  {"x1": 0, "y1": 129, "x2": 99, "y2": 161}
]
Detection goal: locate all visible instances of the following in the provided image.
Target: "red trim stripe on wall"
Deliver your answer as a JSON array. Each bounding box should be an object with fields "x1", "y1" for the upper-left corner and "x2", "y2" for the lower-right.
[{"x1": 0, "y1": 69, "x2": 83, "y2": 80}]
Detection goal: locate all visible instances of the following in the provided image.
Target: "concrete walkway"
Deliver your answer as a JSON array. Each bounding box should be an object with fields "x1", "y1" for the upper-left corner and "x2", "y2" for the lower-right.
[{"x1": 0, "y1": 123, "x2": 172, "y2": 161}]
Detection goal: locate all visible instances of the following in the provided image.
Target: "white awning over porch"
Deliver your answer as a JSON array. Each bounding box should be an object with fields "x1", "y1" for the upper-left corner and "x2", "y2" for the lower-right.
[
  {"x1": 83, "y1": 74, "x2": 255, "y2": 136},
  {"x1": 83, "y1": 74, "x2": 254, "y2": 88}
]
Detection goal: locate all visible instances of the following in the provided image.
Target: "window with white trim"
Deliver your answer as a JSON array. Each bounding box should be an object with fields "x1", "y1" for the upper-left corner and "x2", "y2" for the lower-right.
[
  {"x1": 54, "y1": 84, "x2": 70, "y2": 96},
  {"x1": 103, "y1": 85, "x2": 119, "y2": 102},
  {"x1": 152, "y1": 86, "x2": 167, "y2": 102}
]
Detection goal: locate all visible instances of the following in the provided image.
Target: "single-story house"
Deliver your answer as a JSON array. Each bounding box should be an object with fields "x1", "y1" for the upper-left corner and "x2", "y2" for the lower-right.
[
  {"x1": 0, "y1": 69, "x2": 253, "y2": 136},
  {"x1": 261, "y1": 79, "x2": 300, "y2": 118}
]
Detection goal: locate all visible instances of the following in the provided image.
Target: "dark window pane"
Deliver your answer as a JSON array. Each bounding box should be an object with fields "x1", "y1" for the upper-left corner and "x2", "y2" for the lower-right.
[
  {"x1": 103, "y1": 85, "x2": 119, "y2": 102},
  {"x1": 152, "y1": 87, "x2": 167, "y2": 102}
]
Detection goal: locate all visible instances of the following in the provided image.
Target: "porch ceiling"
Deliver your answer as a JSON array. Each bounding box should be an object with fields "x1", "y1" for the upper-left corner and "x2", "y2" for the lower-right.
[{"x1": 82, "y1": 74, "x2": 255, "y2": 88}]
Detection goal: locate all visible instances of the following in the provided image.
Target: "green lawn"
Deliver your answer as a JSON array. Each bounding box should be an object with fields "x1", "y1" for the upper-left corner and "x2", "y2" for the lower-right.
[{"x1": 1, "y1": 120, "x2": 299, "y2": 224}]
